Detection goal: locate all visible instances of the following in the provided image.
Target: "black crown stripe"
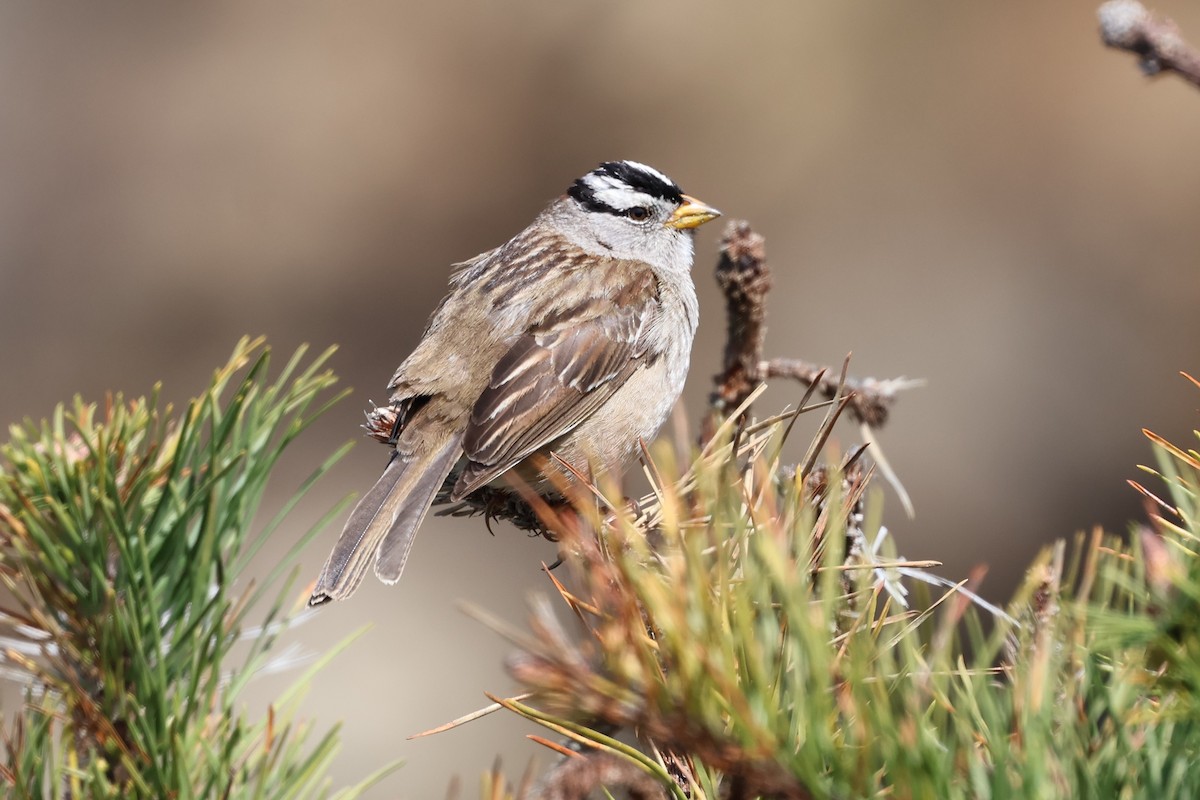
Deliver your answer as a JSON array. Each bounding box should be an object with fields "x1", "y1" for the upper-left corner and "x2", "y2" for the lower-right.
[{"x1": 567, "y1": 161, "x2": 684, "y2": 215}]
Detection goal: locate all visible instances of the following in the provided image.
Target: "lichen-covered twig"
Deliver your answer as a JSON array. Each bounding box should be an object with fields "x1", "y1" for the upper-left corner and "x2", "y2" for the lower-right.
[
  {"x1": 1099, "y1": 0, "x2": 1200, "y2": 89},
  {"x1": 709, "y1": 221, "x2": 772, "y2": 418}
]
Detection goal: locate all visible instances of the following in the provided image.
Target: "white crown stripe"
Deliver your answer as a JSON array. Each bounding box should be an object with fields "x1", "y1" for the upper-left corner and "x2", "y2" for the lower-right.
[
  {"x1": 621, "y1": 160, "x2": 674, "y2": 187},
  {"x1": 591, "y1": 188, "x2": 655, "y2": 212}
]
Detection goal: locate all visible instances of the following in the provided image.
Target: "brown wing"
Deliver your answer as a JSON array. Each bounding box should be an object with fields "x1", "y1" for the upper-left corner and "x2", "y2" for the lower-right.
[{"x1": 451, "y1": 269, "x2": 660, "y2": 499}]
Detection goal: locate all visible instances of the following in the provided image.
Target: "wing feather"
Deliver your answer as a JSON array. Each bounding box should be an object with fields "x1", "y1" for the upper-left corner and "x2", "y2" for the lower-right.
[{"x1": 451, "y1": 267, "x2": 659, "y2": 498}]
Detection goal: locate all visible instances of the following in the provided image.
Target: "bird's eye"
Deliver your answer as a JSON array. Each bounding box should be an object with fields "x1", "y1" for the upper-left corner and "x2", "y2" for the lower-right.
[{"x1": 626, "y1": 206, "x2": 651, "y2": 222}]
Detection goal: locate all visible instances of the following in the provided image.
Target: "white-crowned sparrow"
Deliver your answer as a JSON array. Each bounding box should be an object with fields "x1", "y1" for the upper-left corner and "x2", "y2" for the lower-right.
[{"x1": 309, "y1": 161, "x2": 720, "y2": 605}]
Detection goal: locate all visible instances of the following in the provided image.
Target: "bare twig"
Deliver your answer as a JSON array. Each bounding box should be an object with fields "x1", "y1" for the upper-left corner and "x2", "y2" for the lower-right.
[
  {"x1": 707, "y1": 221, "x2": 919, "y2": 431},
  {"x1": 762, "y1": 360, "x2": 922, "y2": 429},
  {"x1": 1099, "y1": 0, "x2": 1200, "y2": 89},
  {"x1": 705, "y1": 220, "x2": 921, "y2": 515}
]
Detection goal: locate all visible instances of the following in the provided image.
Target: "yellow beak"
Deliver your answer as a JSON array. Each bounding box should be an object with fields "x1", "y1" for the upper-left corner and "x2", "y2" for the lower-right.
[{"x1": 665, "y1": 194, "x2": 722, "y2": 230}]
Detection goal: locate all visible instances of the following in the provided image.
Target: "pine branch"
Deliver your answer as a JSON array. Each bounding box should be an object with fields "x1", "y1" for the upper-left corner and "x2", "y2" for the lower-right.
[
  {"x1": 0, "y1": 337, "x2": 398, "y2": 799},
  {"x1": 467, "y1": 375, "x2": 1200, "y2": 798}
]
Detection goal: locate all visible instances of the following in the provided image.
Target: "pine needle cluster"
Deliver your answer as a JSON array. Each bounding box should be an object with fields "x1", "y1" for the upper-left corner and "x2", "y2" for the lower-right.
[
  {"x1": 0, "y1": 338, "x2": 396, "y2": 799},
  {"x1": 477, "y1": 382, "x2": 1200, "y2": 799}
]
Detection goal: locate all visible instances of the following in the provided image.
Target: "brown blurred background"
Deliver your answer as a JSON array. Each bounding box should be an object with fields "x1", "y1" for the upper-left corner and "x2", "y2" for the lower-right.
[{"x1": 2, "y1": 2, "x2": 1199, "y2": 796}]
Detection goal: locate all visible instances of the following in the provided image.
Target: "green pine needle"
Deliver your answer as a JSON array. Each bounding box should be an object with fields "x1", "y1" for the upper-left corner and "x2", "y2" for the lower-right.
[
  {"x1": 483, "y1": 392, "x2": 1200, "y2": 799},
  {"x1": 0, "y1": 337, "x2": 395, "y2": 799}
]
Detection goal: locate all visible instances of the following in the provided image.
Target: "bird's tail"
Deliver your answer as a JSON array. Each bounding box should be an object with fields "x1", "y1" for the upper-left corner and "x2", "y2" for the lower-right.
[{"x1": 309, "y1": 433, "x2": 462, "y2": 605}]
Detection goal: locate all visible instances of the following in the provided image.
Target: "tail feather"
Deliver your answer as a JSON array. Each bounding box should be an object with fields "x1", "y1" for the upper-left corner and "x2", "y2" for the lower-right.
[
  {"x1": 309, "y1": 433, "x2": 461, "y2": 605},
  {"x1": 373, "y1": 436, "x2": 461, "y2": 583}
]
